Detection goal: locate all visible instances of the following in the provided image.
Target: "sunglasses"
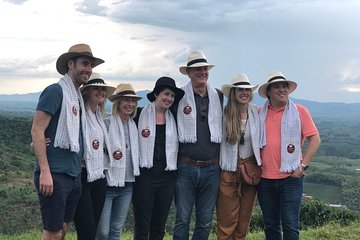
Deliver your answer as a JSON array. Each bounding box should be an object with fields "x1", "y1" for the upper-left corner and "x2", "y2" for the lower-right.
[
  {"x1": 200, "y1": 104, "x2": 207, "y2": 121},
  {"x1": 240, "y1": 130, "x2": 245, "y2": 145}
]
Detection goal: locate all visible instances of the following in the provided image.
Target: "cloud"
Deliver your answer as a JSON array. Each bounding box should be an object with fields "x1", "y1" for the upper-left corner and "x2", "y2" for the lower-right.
[
  {"x1": 339, "y1": 59, "x2": 360, "y2": 83},
  {"x1": 4, "y1": 0, "x2": 27, "y2": 5},
  {"x1": 1, "y1": 0, "x2": 360, "y2": 103},
  {"x1": 341, "y1": 87, "x2": 360, "y2": 93}
]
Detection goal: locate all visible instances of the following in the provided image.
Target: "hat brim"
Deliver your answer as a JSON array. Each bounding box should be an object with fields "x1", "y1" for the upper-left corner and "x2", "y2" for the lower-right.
[
  {"x1": 221, "y1": 84, "x2": 258, "y2": 98},
  {"x1": 147, "y1": 86, "x2": 185, "y2": 104},
  {"x1": 179, "y1": 63, "x2": 215, "y2": 75},
  {"x1": 79, "y1": 83, "x2": 116, "y2": 98},
  {"x1": 108, "y1": 94, "x2": 142, "y2": 102},
  {"x1": 258, "y1": 79, "x2": 297, "y2": 98},
  {"x1": 56, "y1": 52, "x2": 105, "y2": 75}
]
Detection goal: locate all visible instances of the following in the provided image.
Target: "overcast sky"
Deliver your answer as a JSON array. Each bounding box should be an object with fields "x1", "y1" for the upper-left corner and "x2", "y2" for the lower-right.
[{"x1": 1, "y1": 0, "x2": 360, "y2": 103}]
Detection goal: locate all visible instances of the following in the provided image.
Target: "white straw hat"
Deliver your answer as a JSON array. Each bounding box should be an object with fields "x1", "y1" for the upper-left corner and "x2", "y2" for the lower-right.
[{"x1": 221, "y1": 73, "x2": 258, "y2": 97}]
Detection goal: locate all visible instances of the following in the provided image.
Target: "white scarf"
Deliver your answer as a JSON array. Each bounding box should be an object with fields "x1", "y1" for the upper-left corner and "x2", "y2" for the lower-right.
[
  {"x1": 83, "y1": 106, "x2": 112, "y2": 182},
  {"x1": 54, "y1": 74, "x2": 86, "y2": 153},
  {"x1": 177, "y1": 82, "x2": 222, "y2": 143},
  {"x1": 259, "y1": 99, "x2": 301, "y2": 172},
  {"x1": 219, "y1": 103, "x2": 262, "y2": 171},
  {"x1": 106, "y1": 115, "x2": 140, "y2": 187},
  {"x1": 138, "y1": 102, "x2": 178, "y2": 170}
]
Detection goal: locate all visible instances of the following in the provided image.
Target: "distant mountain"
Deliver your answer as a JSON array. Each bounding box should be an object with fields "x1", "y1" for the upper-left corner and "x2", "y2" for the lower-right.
[
  {"x1": 0, "y1": 92, "x2": 41, "y2": 102},
  {"x1": 1, "y1": 91, "x2": 360, "y2": 121},
  {"x1": 0, "y1": 90, "x2": 152, "y2": 113}
]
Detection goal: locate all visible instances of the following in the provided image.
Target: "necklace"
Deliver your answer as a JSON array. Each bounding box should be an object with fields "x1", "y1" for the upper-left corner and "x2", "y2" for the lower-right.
[{"x1": 240, "y1": 117, "x2": 248, "y2": 145}]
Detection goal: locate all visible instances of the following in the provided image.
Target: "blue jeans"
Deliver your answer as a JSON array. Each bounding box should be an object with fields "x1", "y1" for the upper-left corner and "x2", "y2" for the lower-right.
[
  {"x1": 257, "y1": 176, "x2": 304, "y2": 240},
  {"x1": 173, "y1": 163, "x2": 220, "y2": 240},
  {"x1": 96, "y1": 182, "x2": 133, "y2": 240}
]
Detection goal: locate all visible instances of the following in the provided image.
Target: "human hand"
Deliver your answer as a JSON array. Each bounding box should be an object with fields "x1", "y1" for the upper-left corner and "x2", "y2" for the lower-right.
[
  {"x1": 291, "y1": 167, "x2": 304, "y2": 178},
  {"x1": 39, "y1": 171, "x2": 53, "y2": 197}
]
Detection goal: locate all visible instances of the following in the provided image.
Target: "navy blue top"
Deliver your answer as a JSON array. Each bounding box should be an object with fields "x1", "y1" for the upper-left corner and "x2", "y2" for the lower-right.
[
  {"x1": 178, "y1": 91, "x2": 221, "y2": 161},
  {"x1": 34, "y1": 83, "x2": 83, "y2": 177}
]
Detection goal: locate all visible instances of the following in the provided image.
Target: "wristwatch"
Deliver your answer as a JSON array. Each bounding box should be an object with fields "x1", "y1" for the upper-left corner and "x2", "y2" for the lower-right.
[{"x1": 301, "y1": 163, "x2": 309, "y2": 171}]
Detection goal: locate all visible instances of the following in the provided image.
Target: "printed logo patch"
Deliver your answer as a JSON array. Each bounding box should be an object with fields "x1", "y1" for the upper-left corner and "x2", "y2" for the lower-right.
[
  {"x1": 113, "y1": 150, "x2": 123, "y2": 160},
  {"x1": 287, "y1": 144, "x2": 295, "y2": 153},
  {"x1": 92, "y1": 139, "x2": 99, "y2": 150},
  {"x1": 183, "y1": 105, "x2": 192, "y2": 115},
  {"x1": 141, "y1": 129, "x2": 150, "y2": 138}
]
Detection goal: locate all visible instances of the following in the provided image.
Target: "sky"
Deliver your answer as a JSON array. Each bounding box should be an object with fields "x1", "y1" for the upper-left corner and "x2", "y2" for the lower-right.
[{"x1": 1, "y1": 0, "x2": 360, "y2": 103}]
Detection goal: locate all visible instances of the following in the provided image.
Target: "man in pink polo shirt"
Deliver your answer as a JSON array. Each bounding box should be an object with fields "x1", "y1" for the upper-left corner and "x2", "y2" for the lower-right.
[{"x1": 257, "y1": 71, "x2": 321, "y2": 240}]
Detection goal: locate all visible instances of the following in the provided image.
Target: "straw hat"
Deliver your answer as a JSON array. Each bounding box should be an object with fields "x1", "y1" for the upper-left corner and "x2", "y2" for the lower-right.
[
  {"x1": 56, "y1": 43, "x2": 104, "y2": 75},
  {"x1": 258, "y1": 71, "x2": 297, "y2": 98},
  {"x1": 108, "y1": 83, "x2": 142, "y2": 102},
  {"x1": 79, "y1": 72, "x2": 115, "y2": 98},
  {"x1": 221, "y1": 73, "x2": 258, "y2": 97},
  {"x1": 179, "y1": 50, "x2": 214, "y2": 75}
]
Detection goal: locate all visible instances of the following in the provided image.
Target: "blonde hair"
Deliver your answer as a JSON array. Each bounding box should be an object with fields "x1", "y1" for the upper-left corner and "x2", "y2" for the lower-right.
[
  {"x1": 111, "y1": 97, "x2": 138, "y2": 118},
  {"x1": 224, "y1": 88, "x2": 253, "y2": 144},
  {"x1": 81, "y1": 87, "x2": 106, "y2": 117}
]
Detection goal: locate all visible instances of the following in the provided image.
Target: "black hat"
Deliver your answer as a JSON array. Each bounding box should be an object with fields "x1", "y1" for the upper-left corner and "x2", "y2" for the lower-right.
[{"x1": 147, "y1": 76, "x2": 185, "y2": 104}]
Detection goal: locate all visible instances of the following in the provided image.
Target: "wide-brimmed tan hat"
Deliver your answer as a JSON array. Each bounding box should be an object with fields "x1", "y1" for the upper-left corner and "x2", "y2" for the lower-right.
[
  {"x1": 108, "y1": 83, "x2": 142, "y2": 102},
  {"x1": 79, "y1": 72, "x2": 115, "y2": 98},
  {"x1": 56, "y1": 43, "x2": 104, "y2": 75},
  {"x1": 221, "y1": 73, "x2": 258, "y2": 97},
  {"x1": 147, "y1": 76, "x2": 185, "y2": 104},
  {"x1": 179, "y1": 50, "x2": 214, "y2": 75},
  {"x1": 258, "y1": 71, "x2": 297, "y2": 98}
]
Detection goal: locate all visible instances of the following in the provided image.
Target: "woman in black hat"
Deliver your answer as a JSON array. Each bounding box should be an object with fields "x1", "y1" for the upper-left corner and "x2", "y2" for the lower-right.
[{"x1": 133, "y1": 76, "x2": 184, "y2": 240}]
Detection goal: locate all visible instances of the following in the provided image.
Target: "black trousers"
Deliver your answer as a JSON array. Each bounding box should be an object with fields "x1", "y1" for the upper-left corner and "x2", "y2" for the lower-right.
[
  {"x1": 74, "y1": 169, "x2": 107, "y2": 240},
  {"x1": 133, "y1": 167, "x2": 177, "y2": 240}
]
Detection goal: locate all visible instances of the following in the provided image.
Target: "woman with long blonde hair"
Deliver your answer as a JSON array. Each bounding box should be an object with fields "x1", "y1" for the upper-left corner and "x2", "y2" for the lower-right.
[{"x1": 217, "y1": 73, "x2": 262, "y2": 240}]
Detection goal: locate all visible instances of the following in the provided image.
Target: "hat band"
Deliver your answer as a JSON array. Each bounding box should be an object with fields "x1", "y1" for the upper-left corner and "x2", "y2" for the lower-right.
[
  {"x1": 268, "y1": 76, "x2": 286, "y2": 83},
  {"x1": 115, "y1": 90, "x2": 136, "y2": 96},
  {"x1": 187, "y1": 58, "x2": 207, "y2": 67},
  {"x1": 86, "y1": 79, "x2": 105, "y2": 85},
  {"x1": 234, "y1": 82, "x2": 250, "y2": 86}
]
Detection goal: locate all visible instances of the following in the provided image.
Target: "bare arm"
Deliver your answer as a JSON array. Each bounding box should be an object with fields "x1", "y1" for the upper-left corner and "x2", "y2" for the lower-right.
[
  {"x1": 302, "y1": 133, "x2": 321, "y2": 166},
  {"x1": 292, "y1": 133, "x2": 321, "y2": 177},
  {"x1": 31, "y1": 110, "x2": 53, "y2": 197}
]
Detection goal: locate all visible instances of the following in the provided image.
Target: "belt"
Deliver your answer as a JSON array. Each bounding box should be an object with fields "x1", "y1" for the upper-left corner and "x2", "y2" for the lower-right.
[{"x1": 178, "y1": 154, "x2": 219, "y2": 167}]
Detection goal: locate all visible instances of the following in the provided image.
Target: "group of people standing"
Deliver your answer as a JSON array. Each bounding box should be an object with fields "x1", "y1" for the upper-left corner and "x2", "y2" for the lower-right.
[{"x1": 31, "y1": 43, "x2": 320, "y2": 240}]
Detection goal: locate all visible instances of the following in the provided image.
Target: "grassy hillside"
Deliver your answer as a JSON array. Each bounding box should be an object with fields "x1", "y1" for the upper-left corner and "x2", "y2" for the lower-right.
[
  {"x1": 1, "y1": 222, "x2": 360, "y2": 240},
  {"x1": 1, "y1": 112, "x2": 360, "y2": 236}
]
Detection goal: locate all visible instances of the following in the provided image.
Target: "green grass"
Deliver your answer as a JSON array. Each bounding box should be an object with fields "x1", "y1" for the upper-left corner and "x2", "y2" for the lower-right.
[{"x1": 1, "y1": 222, "x2": 360, "y2": 240}]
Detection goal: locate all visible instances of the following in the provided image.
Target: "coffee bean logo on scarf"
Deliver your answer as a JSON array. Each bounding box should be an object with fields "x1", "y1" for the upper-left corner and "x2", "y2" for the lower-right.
[
  {"x1": 287, "y1": 144, "x2": 295, "y2": 153},
  {"x1": 92, "y1": 139, "x2": 100, "y2": 150},
  {"x1": 141, "y1": 128, "x2": 150, "y2": 138},
  {"x1": 72, "y1": 105, "x2": 78, "y2": 116},
  {"x1": 183, "y1": 105, "x2": 192, "y2": 115},
  {"x1": 113, "y1": 150, "x2": 123, "y2": 160}
]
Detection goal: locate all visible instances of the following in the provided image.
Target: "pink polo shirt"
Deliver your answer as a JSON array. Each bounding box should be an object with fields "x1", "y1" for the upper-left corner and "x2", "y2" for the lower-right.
[{"x1": 260, "y1": 103, "x2": 319, "y2": 179}]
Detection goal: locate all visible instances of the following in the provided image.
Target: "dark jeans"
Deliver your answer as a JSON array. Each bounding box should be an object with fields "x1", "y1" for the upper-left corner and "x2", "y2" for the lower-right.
[
  {"x1": 133, "y1": 167, "x2": 177, "y2": 240},
  {"x1": 173, "y1": 162, "x2": 220, "y2": 240},
  {"x1": 74, "y1": 169, "x2": 107, "y2": 240},
  {"x1": 257, "y1": 176, "x2": 304, "y2": 240}
]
